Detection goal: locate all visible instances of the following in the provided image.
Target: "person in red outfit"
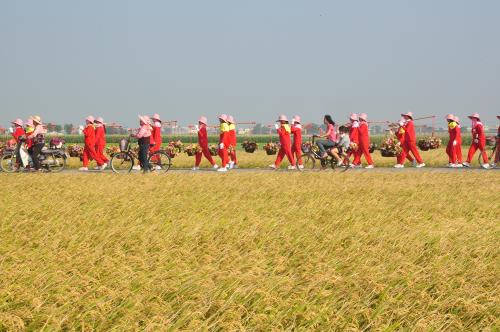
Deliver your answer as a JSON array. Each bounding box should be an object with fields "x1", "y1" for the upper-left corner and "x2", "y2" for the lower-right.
[
  {"x1": 217, "y1": 114, "x2": 231, "y2": 172},
  {"x1": 398, "y1": 112, "x2": 425, "y2": 168},
  {"x1": 394, "y1": 118, "x2": 415, "y2": 168},
  {"x1": 291, "y1": 115, "x2": 303, "y2": 169},
  {"x1": 270, "y1": 115, "x2": 296, "y2": 170},
  {"x1": 94, "y1": 117, "x2": 109, "y2": 167},
  {"x1": 453, "y1": 115, "x2": 463, "y2": 166},
  {"x1": 445, "y1": 114, "x2": 460, "y2": 167},
  {"x1": 227, "y1": 115, "x2": 238, "y2": 169},
  {"x1": 193, "y1": 116, "x2": 218, "y2": 171},
  {"x1": 352, "y1": 113, "x2": 374, "y2": 168},
  {"x1": 79, "y1": 116, "x2": 105, "y2": 171},
  {"x1": 346, "y1": 114, "x2": 359, "y2": 164},
  {"x1": 464, "y1": 113, "x2": 489, "y2": 169},
  {"x1": 148, "y1": 114, "x2": 163, "y2": 168},
  {"x1": 9, "y1": 119, "x2": 25, "y2": 169},
  {"x1": 494, "y1": 115, "x2": 500, "y2": 167}
]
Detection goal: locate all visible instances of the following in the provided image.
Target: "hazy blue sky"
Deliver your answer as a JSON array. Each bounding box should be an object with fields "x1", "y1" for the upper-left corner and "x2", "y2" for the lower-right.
[{"x1": 1, "y1": 0, "x2": 499, "y2": 128}]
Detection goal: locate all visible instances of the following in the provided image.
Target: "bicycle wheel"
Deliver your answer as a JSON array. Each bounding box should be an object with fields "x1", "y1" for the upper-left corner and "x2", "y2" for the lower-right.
[
  {"x1": 43, "y1": 153, "x2": 66, "y2": 172},
  {"x1": 148, "y1": 151, "x2": 172, "y2": 172},
  {"x1": 0, "y1": 153, "x2": 17, "y2": 173},
  {"x1": 111, "y1": 152, "x2": 134, "y2": 173},
  {"x1": 302, "y1": 153, "x2": 316, "y2": 169}
]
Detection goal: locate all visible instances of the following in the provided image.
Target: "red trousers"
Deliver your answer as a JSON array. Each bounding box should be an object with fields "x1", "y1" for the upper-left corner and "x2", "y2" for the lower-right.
[
  {"x1": 400, "y1": 141, "x2": 423, "y2": 164},
  {"x1": 196, "y1": 147, "x2": 215, "y2": 166},
  {"x1": 149, "y1": 145, "x2": 160, "y2": 162},
  {"x1": 353, "y1": 141, "x2": 373, "y2": 165},
  {"x1": 455, "y1": 144, "x2": 463, "y2": 163},
  {"x1": 446, "y1": 142, "x2": 457, "y2": 164},
  {"x1": 83, "y1": 145, "x2": 104, "y2": 167},
  {"x1": 467, "y1": 143, "x2": 488, "y2": 164},
  {"x1": 397, "y1": 150, "x2": 414, "y2": 164},
  {"x1": 218, "y1": 147, "x2": 229, "y2": 167},
  {"x1": 229, "y1": 147, "x2": 237, "y2": 164},
  {"x1": 275, "y1": 147, "x2": 295, "y2": 167},
  {"x1": 291, "y1": 144, "x2": 302, "y2": 165},
  {"x1": 95, "y1": 144, "x2": 109, "y2": 163}
]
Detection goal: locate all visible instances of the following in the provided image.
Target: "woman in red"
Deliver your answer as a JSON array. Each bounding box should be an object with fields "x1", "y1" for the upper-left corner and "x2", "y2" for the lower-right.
[
  {"x1": 193, "y1": 116, "x2": 218, "y2": 171},
  {"x1": 464, "y1": 113, "x2": 489, "y2": 168},
  {"x1": 94, "y1": 117, "x2": 108, "y2": 168},
  {"x1": 149, "y1": 114, "x2": 163, "y2": 170},
  {"x1": 291, "y1": 115, "x2": 303, "y2": 169},
  {"x1": 346, "y1": 114, "x2": 359, "y2": 164},
  {"x1": 453, "y1": 115, "x2": 463, "y2": 167},
  {"x1": 495, "y1": 115, "x2": 500, "y2": 167},
  {"x1": 399, "y1": 112, "x2": 425, "y2": 168},
  {"x1": 217, "y1": 114, "x2": 231, "y2": 172},
  {"x1": 10, "y1": 119, "x2": 25, "y2": 170},
  {"x1": 270, "y1": 115, "x2": 296, "y2": 170},
  {"x1": 227, "y1": 115, "x2": 237, "y2": 169},
  {"x1": 79, "y1": 116, "x2": 105, "y2": 171},
  {"x1": 394, "y1": 118, "x2": 415, "y2": 168},
  {"x1": 352, "y1": 113, "x2": 374, "y2": 168},
  {"x1": 445, "y1": 114, "x2": 459, "y2": 167}
]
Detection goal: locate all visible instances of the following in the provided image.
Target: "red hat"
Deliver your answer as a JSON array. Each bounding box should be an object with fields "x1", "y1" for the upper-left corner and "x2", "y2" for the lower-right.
[
  {"x1": 468, "y1": 113, "x2": 480, "y2": 120},
  {"x1": 401, "y1": 111, "x2": 413, "y2": 119}
]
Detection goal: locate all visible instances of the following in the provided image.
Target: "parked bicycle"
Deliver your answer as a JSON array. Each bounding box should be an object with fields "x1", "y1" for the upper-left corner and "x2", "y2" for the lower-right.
[
  {"x1": 302, "y1": 135, "x2": 351, "y2": 171},
  {"x1": 110, "y1": 136, "x2": 172, "y2": 173}
]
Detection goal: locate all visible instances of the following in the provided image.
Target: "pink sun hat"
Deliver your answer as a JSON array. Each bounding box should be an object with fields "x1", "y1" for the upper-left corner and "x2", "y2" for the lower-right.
[
  {"x1": 94, "y1": 117, "x2": 105, "y2": 124},
  {"x1": 468, "y1": 113, "x2": 480, "y2": 120},
  {"x1": 152, "y1": 113, "x2": 162, "y2": 122},
  {"x1": 277, "y1": 114, "x2": 288, "y2": 122},
  {"x1": 453, "y1": 115, "x2": 460, "y2": 123},
  {"x1": 218, "y1": 114, "x2": 228, "y2": 122},
  {"x1": 198, "y1": 116, "x2": 208, "y2": 125},
  {"x1": 401, "y1": 111, "x2": 413, "y2": 119},
  {"x1": 11, "y1": 118, "x2": 24, "y2": 127},
  {"x1": 85, "y1": 115, "x2": 95, "y2": 123},
  {"x1": 25, "y1": 118, "x2": 34, "y2": 127},
  {"x1": 292, "y1": 115, "x2": 301, "y2": 123},
  {"x1": 446, "y1": 114, "x2": 455, "y2": 121},
  {"x1": 350, "y1": 113, "x2": 358, "y2": 121},
  {"x1": 358, "y1": 113, "x2": 368, "y2": 121},
  {"x1": 227, "y1": 115, "x2": 235, "y2": 123}
]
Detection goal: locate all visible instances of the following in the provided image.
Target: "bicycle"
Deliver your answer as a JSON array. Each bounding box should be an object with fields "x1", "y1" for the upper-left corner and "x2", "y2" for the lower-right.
[
  {"x1": 478, "y1": 140, "x2": 498, "y2": 168},
  {"x1": 302, "y1": 135, "x2": 351, "y2": 171},
  {"x1": 0, "y1": 139, "x2": 67, "y2": 173},
  {"x1": 110, "y1": 136, "x2": 172, "y2": 174}
]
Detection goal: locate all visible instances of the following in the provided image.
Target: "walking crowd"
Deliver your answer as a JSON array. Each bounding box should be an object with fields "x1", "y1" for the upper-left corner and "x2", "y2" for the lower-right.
[{"x1": 6, "y1": 112, "x2": 500, "y2": 172}]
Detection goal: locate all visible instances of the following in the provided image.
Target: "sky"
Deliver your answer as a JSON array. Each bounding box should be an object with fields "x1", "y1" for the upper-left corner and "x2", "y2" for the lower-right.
[{"x1": 1, "y1": 0, "x2": 499, "y2": 128}]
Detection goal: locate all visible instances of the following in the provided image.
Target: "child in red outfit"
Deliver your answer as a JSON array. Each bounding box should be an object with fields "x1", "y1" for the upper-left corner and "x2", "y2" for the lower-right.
[
  {"x1": 346, "y1": 114, "x2": 359, "y2": 164},
  {"x1": 291, "y1": 115, "x2": 303, "y2": 169},
  {"x1": 149, "y1": 114, "x2": 163, "y2": 169},
  {"x1": 352, "y1": 113, "x2": 374, "y2": 168},
  {"x1": 398, "y1": 112, "x2": 425, "y2": 168},
  {"x1": 193, "y1": 116, "x2": 218, "y2": 170},
  {"x1": 464, "y1": 113, "x2": 489, "y2": 168},
  {"x1": 94, "y1": 117, "x2": 108, "y2": 166},
  {"x1": 217, "y1": 114, "x2": 231, "y2": 172},
  {"x1": 227, "y1": 116, "x2": 238, "y2": 169},
  {"x1": 270, "y1": 115, "x2": 296, "y2": 170},
  {"x1": 445, "y1": 114, "x2": 460, "y2": 167},
  {"x1": 10, "y1": 119, "x2": 25, "y2": 169},
  {"x1": 79, "y1": 116, "x2": 106, "y2": 171},
  {"x1": 453, "y1": 116, "x2": 463, "y2": 166}
]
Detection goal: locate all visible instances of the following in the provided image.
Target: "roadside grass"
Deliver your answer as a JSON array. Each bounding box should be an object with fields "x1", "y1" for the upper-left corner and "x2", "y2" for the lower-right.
[{"x1": 0, "y1": 172, "x2": 498, "y2": 330}]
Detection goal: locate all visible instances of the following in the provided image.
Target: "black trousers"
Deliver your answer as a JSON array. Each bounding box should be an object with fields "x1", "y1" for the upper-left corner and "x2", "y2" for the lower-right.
[
  {"x1": 32, "y1": 143, "x2": 44, "y2": 170},
  {"x1": 138, "y1": 137, "x2": 150, "y2": 171}
]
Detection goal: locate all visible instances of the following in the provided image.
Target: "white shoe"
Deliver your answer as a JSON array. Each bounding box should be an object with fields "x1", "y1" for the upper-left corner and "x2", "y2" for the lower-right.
[
  {"x1": 298, "y1": 164, "x2": 304, "y2": 169},
  {"x1": 365, "y1": 165, "x2": 374, "y2": 169},
  {"x1": 192, "y1": 167, "x2": 199, "y2": 171},
  {"x1": 93, "y1": 166, "x2": 100, "y2": 170},
  {"x1": 416, "y1": 163, "x2": 426, "y2": 168},
  {"x1": 447, "y1": 163, "x2": 454, "y2": 168},
  {"x1": 228, "y1": 161, "x2": 234, "y2": 169},
  {"x1": 350, "y1": 164, "x2": 362, "y2": 169},
  {"x1": 132, "y1": 165, "x2": 141, "y2": 171},
  {"x1": 455, "y1": 164, "x2": 463, "y2": 168},
  {"x1": 288, "y1": 165, "x2": 296, "y2": 170},
  {"x1": 394, "y1": 164, "x2": 404, "y2": 168},
  {"x1": 212, "y1": 164, "x2": 219, "y2": 169},
  {"x1": 481, "y1": 163, "x2": 490, "y2": 169},
  {"x1": 450, "y1": 164, "x2": 458, "y2": 168},
  {"x1": 100, "y1": 163, "x2": 108, "y2": 170},
  {"x1": 269, "y1": 164, "x2": 277, "y2": 169},
  {"x1": 217, "y1": 167, "x2": 228, "y2": 172},
  {"x1": 79, "y1": 167, "x2": 88, "y2": 171},
  {"x1": 462, "y1": 162, "x2": 471, "y2": 168}
]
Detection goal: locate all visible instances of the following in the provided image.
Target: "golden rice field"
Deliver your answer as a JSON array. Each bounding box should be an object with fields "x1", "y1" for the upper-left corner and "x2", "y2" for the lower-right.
[
  {"x1": 65, "y1": 146, "x2": 493, "y2": 170},
  {"x1": 0, "y1": 170, "x2": 498, "y2": 331}
]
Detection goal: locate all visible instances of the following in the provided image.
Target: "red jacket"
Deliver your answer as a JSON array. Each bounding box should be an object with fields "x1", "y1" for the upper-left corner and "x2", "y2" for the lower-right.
[
  {"x1": 349, "y1": 122, "x2": 359, "y2": 144},
  {"x1": 219, "y1": 123, "x2": 231, "y2": 146},
  {"x1": 12, "y1": 127, "x2": 25, "y2": 143},
  {"x1": 198, "y1": 126, "x2": 209, "y2": 147},
  {"x1": 95, "y1": 126, "x2": 106, "y2": 147},
  {"x1": 83, "y1": 125, "x2": 96, "y2": 146},
  {"x1": 455, "y1": 123, "x2": 462, "y2": 144},
  {"x1": 229, "y1": 129, "x2": 237, "y2": 146},
  {"x1": 404, "y1": 120, "x2": 417, "y2": 143},
  {"x1": 396, "y1": 126, "x2": 405, "y2": 144},
  {"x1": 278, "y1": 125, "x2": 292, "y2": 148},
  {"x1": 151, "y1": 125, "x2": 162, "y2": 149},
  {"x1": 291, "y1": 124, "x2": 302, "y2": 147},
  {"x1": 471, "y1": 121, "x2": 486, "y2": 145},
  {"x1": 358, "y1": 121, "x2": 370, "y2": 145},
  {"x1": 448, "y1": 122, "x2": 458, "y2": 144}
]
